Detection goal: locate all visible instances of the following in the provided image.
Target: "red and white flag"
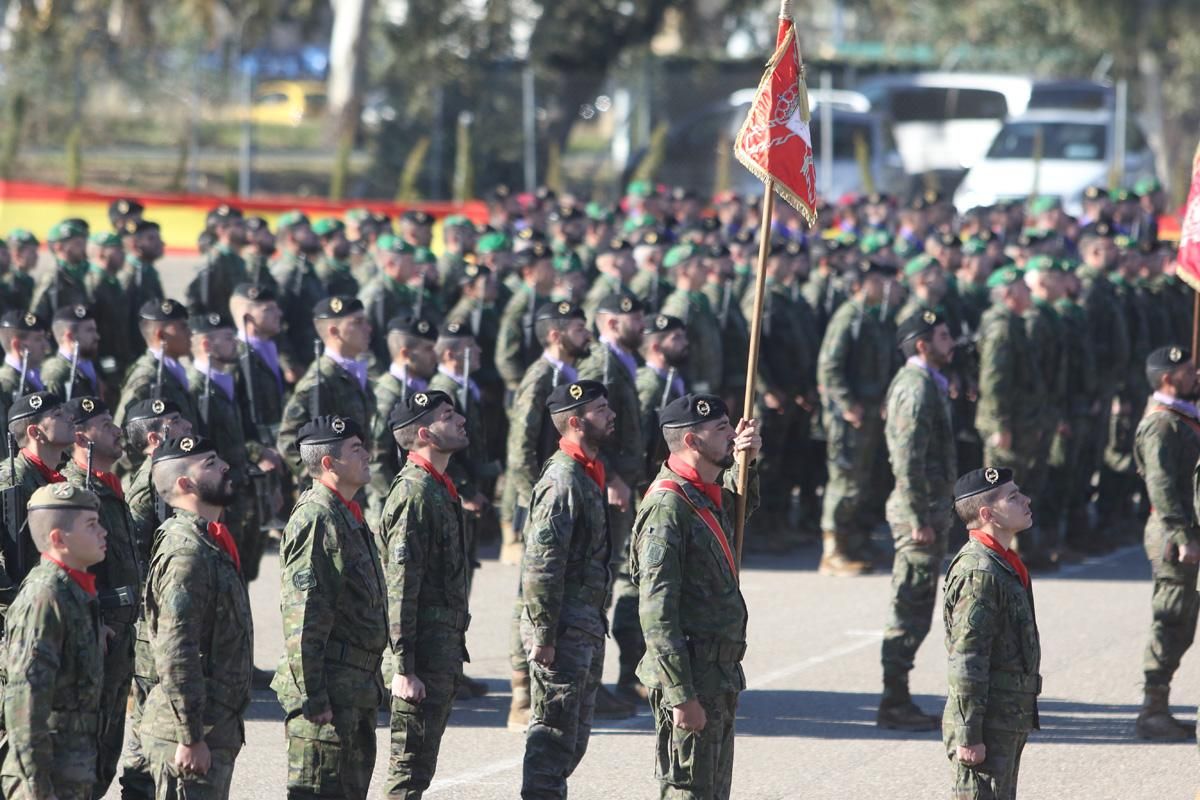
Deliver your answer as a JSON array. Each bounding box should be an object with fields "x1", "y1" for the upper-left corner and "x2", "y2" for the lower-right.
[
  {"x1": 733, "y1": 1, "x2": 817, "y2": 226},
  {"x1": 1178, "y1": 141, "x2": 1200, "y2": 291}
]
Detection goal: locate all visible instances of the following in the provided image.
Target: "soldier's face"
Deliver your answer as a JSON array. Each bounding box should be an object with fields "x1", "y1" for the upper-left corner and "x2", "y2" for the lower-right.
[
  {"x1": 39, "y1": 406, "x2": 76, "y2": 447},
  {"x1": 925, "y1": 324, "x2": 955, "y2": 368},
  {"x1": 578, "y1": 397, "x2": 615, "y2": 446},
  {"x1": 70, "y1": 320, "x2": 100, "y2": 359},
  {"x1": 81, "y1": 414, "x2": 124, "y2": 462},
  {"x1": 660, "y1": 329, "x2": 689, "y2": 367},
  {"x1": 160, "y1": 322, "x2": 191, "y2": 359},
  {"x1": 560, "y1": 319, "x2": 592, "y2": 359},
  {"x1": 981, "y1": 483, "x2": 1033, "y2": 534},
  {"x1": 191, "y1": 454, "x2": 236, "y2": 507},
  {"x1": 409, "y1": 340, "x2": 437, "y2": 377},
  {"x1": 335, "y1": 312, "x2": 371, "y2": 358},
  {"x1": 221, "y1": 220, "x2": 247, "y2": 247},
  {"x1": 423, "y1": 404, "x2": 468, "y2": 453},
  {"x1": 253, "y1": 230, "x2": 277, "y2": 255},
  {"x1": 615, "y1": 311, "x2": 643, "y2": 350},
  {"x1": 56, "y1": 237, "x2": 86, "y2": 263},
  {"x1": 325, "y1": 231, "x2": 352, "y2": 261},
  {"x1": 162, "y1": 413, "x2": 193, "y2": 440},
  {"x1": 136, "y1": 231, "x2": 164, "y2": 261},
  {"x1": 1172, "y1": 364, "x2": 1200, "y2": 401},
  {"x1": 204, "y1": 329, "x2": 239, "y2": 365},
  {"x1": 331, "y1": 436, "x2": 371, "y2": 486},
  {"x1": 688, "y1": 417, "x2": 736, "y2": 469},
  {"x1": 59, "y1": 509, "x2": 107, "y2": 569},
  {"x1": 248, "y1": 301, "x2": 283, "y2": 338},
  {"x1": 16, "y1": 244, "x2": 38, "y2": 271}
]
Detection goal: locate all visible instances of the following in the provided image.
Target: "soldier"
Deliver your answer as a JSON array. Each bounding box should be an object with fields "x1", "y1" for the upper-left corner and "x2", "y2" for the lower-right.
[
  {"x1": 272, "y1": 212, "x2": 327, "y2": 381},
  {"x1": 143, "y1": 435, "x2": 251, "y2": 800},
  {"x1": 187, "y1": 205, "x2": 248, "y2": 316},
  {"x1": 943, "y1": 468, "x2": 1041, "y2": 800},
  {"x1": 661, "y1": 244, "x2": 721, "y2": 396},
  {"x1": 243, "y1": 217, "x2": 279, "y2": 291},
  {"x1": 636, "y1": 314, "x2": 688, "y2": 484},
  {"x1": 43, "y1": 304, "x2": 102, "y2": 402},
  {"x1": 520, "y1": 380, "x2": 616, "y2": 798},
  {"x1": 629, "y1": 230, "x2": 669, "y2": 313},
  {"x1": 581, "y1": 238, "x2": 635, "y2": 322},
  {"x1": 272, "y1": 416, "x2": 387, "y2": 800},
  {"x1": 435, "y1": 215, "x2": 476, "y2": 302},
  {"x1": 118, "y1": 399, "x2": 193, "y2": 800},
  {"x1": 496, "y1": 247, "x2": 555, "y2": 395},
  {"x1": 816, "y1": 261, "x2": 896, "y2": 576},
  {"x1": 399, "y1": 209, "x2": 435, "y2": 249},
  {"x1": 313, "y1": 217, "x2": 360, "y2": 298},
  {"x1": 380, "y1": 391, "x2": 472, "y2": 796},
  {"x1": 108, "y1": 197, "x2": 145, "y2": 232},
  {"x1": 878, "y1": 312, "x2": 956, "y2": 731},
  {"x1": 232, "y1": 282, "x2": 287, "y2": 438},
  {"x1": 30, "y1": 221, "x2": 90, "y2": 322},
  {"x1": 552, "y1": 252, "x2": 589, "y2": 305},
  {"x1": 1132, "y1": 346, "x2": 1200, "y2": 740},
  {"x1": 0, "y1": 483, "x2": 106, "y2": 800},
  {"x1": 630, "y1": 394, "x2": 761, "y2": 800},
  {"x1": 59, "y1": 397, "x2": 141, "y2": 796},
  {"x1": 0, "y1": 311, "x2": 51, "y2": 435},
  {"x1": 359, "y1": 235, "x2": 419, "y2": 372},
  {"x1": 705, "y1": 244, "x2": 752, "y2": 415},
  {"x1": 118, "y1": 220, "x2": 167, "y2": 356},
  {"x1": 5, "y1": 228, "x2": 39, "y2": 311},
  {"x1": 84, "y1": 231, "x2": 135, "y2": 383},
  {"x1": 503, "y1": 301, "x2": 592, "y2": 729}
]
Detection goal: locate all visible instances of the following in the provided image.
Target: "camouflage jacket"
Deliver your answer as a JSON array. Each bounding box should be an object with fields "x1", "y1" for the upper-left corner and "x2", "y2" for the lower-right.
[
  {"x1": 29, "y1": 262, "x2": 89, "y2": 322},
  {"x1": 380, "y1": 460, "x2": 470, "y2": 676},
  {"x1": 660, "y1": 289, "x2": 723, "y2": 395},
  {"x1": 40, "y1": 352, "x2": 102, "y2": 405},
  {"x1": 496, "y1": 285, "x2": 547, "y2": 391},
  {"x1": 0, "y1": 451, "x2": 61, "y2": 601},
  {"x1": 521, "y1": 449, "x2": 612, "y2": 645},
  {"x1": 1, "y1": 558, "x2": 103, "y2": 795},
  {"x1": 443, "y1": 297, "x2": 501, "y2": 386},
  {"x1": 123, "y1": 455, "x2": 165, "y2": 569},
  {"x1": 277, "y1": 354, "x2": 376, "y2": 482},
  {"x1": 630, "y1": 268, "x2": 671, "y2": 314},
  {"x1": 1137, "y1": 404, "x2": 1200, "y2": 550},
  {"x1": 636, "y1": 365, "x2": 685, "y2": 485},
  {"x1": 244, "y1": 252, "x2": 279, "y2": 292},
  {"x1": 117, "y1": 257, "x2": 165, "y2": 357},
  {"x1": 581, "y1": 273, "x2": 628, "y2": 324},
  {"x1": 817, "y1": 299, "x2": 893, "y2": 416},
  {"x1": 748, "y1": 279, "x2": 815, "y2": 397},
  {"x1": 358, "y1": 273, "x2": 416, "y2": 372},
  {"x1": 1112, "y1": 275, "x2": 1152, "y2": 399},
  {"x1": 942, "y1": 537, "x2": 1041, "y2": 747},
  {"x1": 143, "y1": 510, "x2": 253, "y2": 748},
  {"x1": 187, "y1": 246, "x2": 247, "y2": 316},
  {"x1": 975, "y1": 303, "x2": 1044, "y2": 436},
  {"x1": 366, "y1": 369, "x2": 425, "y2": 526},
  {"x1": 884, "y1": 363, "x2": 957, "y2": 531},
  {"x1": 801, "y1": 269, "x2": 848, "y2": 339},
  {"x1": 1076, "y1": 266, "x2": 1130, "y2": 393},
  {"x1": 271, "y1": 252, "x2": 326, "y2": 376},
  {"x1": 235, "y1": 340, "x2": 286, "y2": 434},
  {"x1": 428, "y1": 371, "x2": 494, "y2": 499},
  {"x1": 631, "y1": 460, "x2": 759, "y2": 706},
  {"x1": 188, "y1": 365, "x2": 260, "y2": 488},
  {"x1": 85, "y1": 266, "x2": 136, "y2": 375},
  {"x1": 706, "y1": 279, "x2": 751, "y2": 395},
  {"x1": 273, "y1": 482, "x2": 387, "y2": 715},
  {"x1": 1025, "y1": 300, "x2": 1066, "y2": 427},
  {"x1": 577, "y1": 341, "x2": 644, "y2": 486},
  {"x1": 113, "y1": 351, "x2": 202, "y2": 432},
  {"x1": 505, "y1": 357, "x2": 568, "y2": 518},
  {"x1": 315, "y1": 257, "x2": 360, "y2": 298},
  {"x1": 1054, "y1": 299, "x2": 1098, "y2": 416}
]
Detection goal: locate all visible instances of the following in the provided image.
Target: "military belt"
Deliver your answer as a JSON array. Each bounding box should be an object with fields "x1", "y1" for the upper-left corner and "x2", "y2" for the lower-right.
[
  {"x1": 417, "y1": 605, "x2": 471, "y2": 631},
  {"x1": 686, "y1": 637, "x2": 747, "y2": 663},
  {"x1": 988, "y1": 671, "x2": 1042, "y2": 694},
  {"x1": 46, "y1": 710, "x2": 99, "y2": 734},
  {"x1": 325, "y1": 638, "x2": 384, "y2": 673},
  {"x1": 562, "y1": 584, "x2": 608, "y2": 608}
]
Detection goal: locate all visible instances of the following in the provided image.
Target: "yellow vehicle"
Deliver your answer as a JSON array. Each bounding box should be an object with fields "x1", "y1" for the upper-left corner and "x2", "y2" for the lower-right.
[{"x1": 244, "y1": 80, "x2": 327, "y2": 126}]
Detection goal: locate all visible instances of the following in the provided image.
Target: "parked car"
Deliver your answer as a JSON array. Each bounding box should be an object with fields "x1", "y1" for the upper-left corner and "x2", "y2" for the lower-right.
[
  {"x1": 240, "y1": 80, "x2": 327, "y2": 126},
  {"x1": 953, "y1": 109, "x2": 1156, "y2": 216}
]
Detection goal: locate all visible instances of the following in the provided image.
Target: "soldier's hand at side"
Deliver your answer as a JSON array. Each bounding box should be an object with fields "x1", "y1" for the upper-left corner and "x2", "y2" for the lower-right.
[
  {"x1": 283, "y1": 366, "x2": 300, "y2": 384},
  {"x1": 175, "y1": 740, "x2": 212, "y2": 776},
  {"x1": 392, "y1": 673, "x2": 426, "y2": 703},
  {"x1": 530, "y1": 644, "x2": 556, "y2": 667},
  {"x1": 673, "y1": 698, "x2": 708, "y2": 732},
  {"x1": 607, "y1": 476, "x2": 631, "y2": 513},
  {"x1": 733, "y1": 418, "x2": 762, "y2": 463},
  {"x1": 911, "y1": 526, "x2": 936, "y2": 546},
  {"x1": 461, "y1": 492, "x2": 489, "y2": 513},
  {"x1": 1180, "y1": 542, "x2": 1200, "y2": 564},
  {"x1": 257, "y1": 448, "x2": 284, "y2": 472},
  {"x1": 842, "y1": 404, "x2": 864, "y2": 428},
  {"x1": 763, "y1": 391, "x2": 784, "y2": 411},
  {"x1": 989, "y1": 430, "x2": 1011, "y2": 451},
  {"x1": 956, "y1": 743, "x2": 985, "y2": 766},
  {"x1": 305, "y1": 708, "x2": 333, "y2": 725}
]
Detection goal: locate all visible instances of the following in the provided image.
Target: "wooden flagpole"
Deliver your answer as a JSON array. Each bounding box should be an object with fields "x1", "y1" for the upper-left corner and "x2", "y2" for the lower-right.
[{"x1": 1192, "y1": 291, "x2": 1199, "y2": 363}]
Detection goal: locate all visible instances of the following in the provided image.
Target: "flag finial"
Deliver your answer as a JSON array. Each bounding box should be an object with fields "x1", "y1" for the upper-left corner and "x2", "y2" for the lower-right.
[{"x1": 780, "y1": 0, "x2": 793, "y2": 19}]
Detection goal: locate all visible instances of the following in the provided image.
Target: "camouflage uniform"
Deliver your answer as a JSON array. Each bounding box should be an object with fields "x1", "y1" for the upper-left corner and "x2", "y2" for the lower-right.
[
  {"x1": 357, "y1": 273, "x2": 415, "y2": 372},
  {"x1": 117, "y1": 256, "x2": 165, "y2": 355},
  {"x1": 142, "y1": 510, "x2": 253, "y2": 800},
  {"x1": 0, "y1": 451, "x2": 63, "y2": 600},
  {"x1": 631, "y1": 460, "x2": 757, "y2": 800},
  {"x1": 1046, "y1": 298, "x2": 1098, "y2": 551},
  {"x1": 380, "y1": 459, "x2": 471, "y2": 798},
  {"x1": 1021, "y1": 299, "x2": 1065, "y2": 555},
  {"x1": 975, "y1": 304, "x2": 1044, "y2": 495},
  {"x1": 942, "y1": 537, "x2": 1041, "y2": 800},
  {"x1": 315, "y1": 256, "x2": 360, "y2": 298},
  {"x1": 29, "y1": 261, "x2": 89, "y2": 322},
  {"x1": 1, "y1": 557, "x2": 104, "y2": 800},
  {"x1": 84, "y1": 266, "x2": 135, "y2": 386},
  {"x1": 496, "y1": 286, "x2": 548, "y2": 393},
  {"x1": 272, "y1": 252, "x2": 327, "y2": 376},
  {"x1": 520, "y1": 448, "x2": 612, "y2": 798},
  {"x1": 660, "y1": 289, "x2": 722, "y2": 395},
  {"x1": 186, "y1": 245, "x2": 247, "y2": 315},
  {"x1": 635, "y1": 366, "x2": 686, "y2": 485},
  {"x1": 40, "y1": 351, "x2": 102, "y2": 405},
  {"x1": 272, "y1": 482, "x2": 388, "y2": 800},
  {"x1": 706, "y1": 278, "x2": 750, "y2": 412},
  {"x1": 503, "y1": 356, "x2": 572, "y2": 536},
  {"x1": 368, "y1": 368, "x2": 425, "y2": 530},
  {"x1": 580, "y1": 273, "x2": 627, "y2": 323},
  {"x1": 113, "y1": 351, "x2": 202, "y2": 432}
]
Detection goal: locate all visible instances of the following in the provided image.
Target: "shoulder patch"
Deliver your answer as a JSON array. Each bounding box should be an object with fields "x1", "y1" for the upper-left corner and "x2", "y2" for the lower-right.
[
  {"x1": 392, "y1": 542, "x2": 408, "y2": 564},
  {"x1": 292, "y1": 568, "x2": 317, "y2": 591},
  {"x1": 641, "y1": 536, "x2": 667, "y2": 568}
]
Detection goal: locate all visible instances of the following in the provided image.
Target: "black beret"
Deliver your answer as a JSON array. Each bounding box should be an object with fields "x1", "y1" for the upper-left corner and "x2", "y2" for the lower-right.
[
  {"x1": 401, "y1": 210, "x2": 434, "y2": 226},
  {"x1": 700, "y1": 217, "x2": 721, "y2": 232},
  {"x1": 1082, "y1": 185, "x2": 1107, "y2": 201},
  {"x1": 64, "y1": 396, "x2": 110, "y2": 425},
  {"x1": 1147, "y1": 345, "x2": 1191, "y2": 372},
  {"x1": 636, "y1": 229, "x2": 667, "y2": 247},
  {"x1": 785, "y1": 240, "x2": 807, "y2": 257},
  {"x1": 514, "y1": 243, "x2": 553, "y2": 266},
  {"x1": 596, "y1": 292, "x2": 644, "y2": 316},
  {"x1": 244, "y1": 216, "x2": 270, "y2": 233},
  {"x1": 954, "y1": 467, "x2": 1014, "y2": 502},
  {"x1": 515, "y1": 227, "x2": 546, "y2": 243},
  {"x1": 53, "y1": 304, "x2": 92, "y2": 323},
  {"x1": 389, "y1": 390, "x2": 454, "y2": 430},
  {"x1": 123, "y1": 219, "x2": 159, "y2": 236},
  {"x1": 548, "y1": 205, "x2": 584, "y2": 223},
  {"x1": 459, "y1": 261, "x2": 492, "y2": 284},
  {"x1": 8, "y1": 391, "x2": 63, "y2": 423},
  {"x1": 707, "y1": 244, "x2": 732, "y2": 259},
  {"x1": 860, "y1": 259, "x2": 898, "y2": 278},
  {"x1": 937, "y1": 232, "x2": 961, "y2": 249},
  {"x1": 732, "y1": 229, "x2": 755, "y2": 246},
  {"x1": 1079, "y1": 221, "x2": 1115, "y2": 241},
  {"x1": 232, "y1": 282, "x2": 277, "y2": 303},
  {"x1": 189, "y1": 311, "x2": 236, "y2": 334},
  {"x1": 546, "y1": 379, "x2": 607, "y2": 414},
  {"x1": 534, "y1": 301, "x2": 585, "y2": 323},
  {"x1": 439, "y1": 320, "x2": 474, "y2": 339},
  {"x1": 598, "y1": 237, "x2": 633, "y2": 256},
  {"x1": 660, "y1": 393, "x2": 728, "y2": 429},
  {"x1": 208, "y1": 204, "x2": 243, "y2": 222},
  {"x1": 138, "y1": 299, "x2": 187, "y2": 322},
  {"x1": 0, "y1": 310, "x2": 46, "y2": 331},
  {"x1": 896, "y1": 309, "x2": 944, "y2": 346},
  {"x1": 298, "y1": 414, "x2": 365, "y2": 446},
  {"x1": 313, "y1": 296, "x2": 364, "y2": 320},
  {"x1": 109, "y1": 198, "x2": 144, "y2": 217},
  {"x1": 125, "y1": 398, "x2": 180, "y2": 422},
  {"x1": 388, "y1": 315, "x2": 437, "y2": 340},
  {"x1": 644, "y1": 314, "x2": 685, "y2": 336},
  {"x1": 153, "y1": 435, "x2": 217, "y2": 464}
]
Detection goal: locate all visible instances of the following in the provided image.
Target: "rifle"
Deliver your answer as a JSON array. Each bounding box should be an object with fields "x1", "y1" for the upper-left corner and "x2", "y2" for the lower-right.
[
  {"x1": 1, "y1": 432, "x2": 25, "y2": 583},
  {"x1": 310, "y1": 339, "x2": 322, "y2": 418},
  {"x1": 719, "y1": 280, "x2": 732, "y2": 329},
  {"x1": 239, "y1": 325, "x2": 282, "y2": 530},
  {"x1": 15, "y1": 348, "x2": 27, "y2": 401},
  {"x1": 85, "y1": 440, "x2": 94, "y2": 492},
  {"x1": 199, "y1": 368, "x2": 211, "y2": 437},
  {"x1": 660, "y1": 367, "x2": 677, "y2": 410},
  {"x1": 153, "y1": 349, "x2": 164, "y2": 400},
  {"x1": 65, "y1": 342, "x2": 79, "y2": 402},
  {"x1": 460, "y1": 345, "x2": 472, "y2": 415}
]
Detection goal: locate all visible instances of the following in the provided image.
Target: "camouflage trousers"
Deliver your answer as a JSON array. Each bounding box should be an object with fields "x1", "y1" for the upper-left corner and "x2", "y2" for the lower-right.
[
  {"x1": 520, "y1": 623, "x2": 605, "y2": 800},
  {"x1": 143, "y1": 735, "x2": 239, "y2": 800},
  {"x1": 1046, "y1": 414, "x2": 1093, "y2": 549},
  {"x1": 95, "y1": 621, "x2": 135, "y2": 797},
  {"x1": 949, "y1": 728, "x2": 1028, "y2": 800},
  {"x1": 881, "y1": 510, "x2": 951, "y2": 682},
  {"x1": 650, "y1": 689, "x2": 738, "y2": 800},
  {"x1": 2, "y1": 776, "x2": 93, "y2": 800},
  {"x1": 119, "y1": 627, "x2": 158, "y2": 800},
  {"x1": 821, "y1": 410, "x2": 888, "y2": 546},
  {"x1": 607, "y1": 502, "x2": 643, "y2": 682},
  {"x1": 1142, "y1": 535, "x2": 1199, "y2": 688},
  {"x1": 284, "y1": 705, "x2": 378, "y2": 800},
  {"x1": 385, "y1": 671, "x2": 460, "y2": 798}
]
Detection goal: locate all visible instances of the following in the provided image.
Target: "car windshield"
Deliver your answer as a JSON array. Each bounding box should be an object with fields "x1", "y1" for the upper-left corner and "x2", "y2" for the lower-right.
[{"x1": 986, "y1": 122, "x2": 1107, "y2": 160}]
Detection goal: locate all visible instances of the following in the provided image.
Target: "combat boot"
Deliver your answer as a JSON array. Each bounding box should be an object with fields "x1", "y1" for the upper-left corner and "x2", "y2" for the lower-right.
[
  {"x1": 818, "y1": 531, "x2": 872, "y2": 577},
  {"x1": 500, "y1": 520, "x2": 524, "y2": 566},
  {"x1": 455, "y1": 673, "x2": 489, "y2": 700},
  {"x1": 877, "y1": 679, "x2": 939, "y2": 731},
  {"x1": 507, "y1": 670, "x2": 531, "y2": 732},
  {"x1": 594, "y1": 684, "x2": 636, "y2": 719},
  {"x1": 1136, "y1": 685, "x2": 1196, "y2": 740}
]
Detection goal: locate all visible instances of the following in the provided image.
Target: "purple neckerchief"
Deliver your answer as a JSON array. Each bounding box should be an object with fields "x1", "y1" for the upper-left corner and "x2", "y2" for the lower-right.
[
  {"x1": 194, "y1": 361, "x2": 235, "y2": 402},
  {"x1": 1153, "y1": 391, "x2": 1200, "y2": 421},
  {"x1": 651, "y1": 363, "x2": 685, "y2": 398},
  {"x1": 239, "y1": 332, "x2": 284, "y2": 392},
  {"x1": 75, "y1": 358, "x2": 99, "y2": 392},
  {"x1": 906, "y1": 356, "x2": 950, "y2": 396},
  {"x1": 437, "y1": 365, "x2": 480, "y2": 401},
  {"x1": 148, "y1": 348, "x2": 188, "y2": 389},
  {"x1": 4, "y1": 356, "x2": 42, "y2": 391},
  {"x1": 601, "y1": 337, "x2": 638, "y2": 381},
  {"x1": 541, "y1": 353, "x2": 578, "y2": 384},
  {"x1": 327, "y1": 350, "x2": 368, "y2": 391},
  {"x1": 389, "y1": 363, "x2": 429, "y2": 395}
]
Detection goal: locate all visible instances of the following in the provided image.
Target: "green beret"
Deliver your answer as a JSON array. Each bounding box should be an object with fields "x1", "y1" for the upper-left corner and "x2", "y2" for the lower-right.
[
  {"x1": 962, "y1": 238, "x2": 988, "y2": 256},
  {"x1": 413, "y1": 246, "x2": 436, "y2": 266},
  {"x1": 475, "y1": 232, "x2": 510, "y2": 254},
  {"x1": 47, "y1": 220, "x2": 87, "y2": 244},
  {"x1": 554, "y1": 251, "x2": 584, "y2": 275},
  {"x1": 585, "y1": 202, "x2": 615, "y2": 223},
  {"x1": 8, "y1": 228, "x2": 38, "y2": 247},
  {"x1": 986, "y1": 265, "x2": 1023, "y2": 290},
  {"x1": 1026, "y1": 196, "x2": 1061, "y2": 215},
  {"x1": 312, "y1": 217, "x2": 345, "y2": 237},
  {"x1": 442, "y1": 215, "x2": 471, "y2": 229},
  {"x1": 377, "y1": 234, "x2": 415, "y2": 255},
  {"x1": 903, "y1": 255, "x2": 937, "y2": 278},
  {"x1": 622, "y1": 213, "x2": 657, "y2": 233},
  {"x1": 626, "y1": 180, "x2": 654, "y2": 198},
  {"x1": 345, "y1": 207, "x2": 372, "y2": 223},
  {"x1": 663, "y1": 244, "x2": 700, "y2": 269},
  {"x1": 1023, "y1": 254, "x2": 1058, "y2": 274},
  {"x1": 1135, "y1": 177, "x2": 1161, "y2": 196},
  {"x1": 89, "y1": 231, "x2": 121, "y2": 248},
  {"x1": 859, "y1": 231, "x2": 892, "y2": 255},
  {"x1": 276, "y1": 210, "x2": 310, "y2": 231}
]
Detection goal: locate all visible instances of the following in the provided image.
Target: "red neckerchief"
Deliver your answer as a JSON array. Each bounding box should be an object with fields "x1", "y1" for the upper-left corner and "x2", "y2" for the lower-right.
[
  {"x1": 206, "y1": 521, "x2": 242, "y2": 572},
  {"x1": 320, "y1": 477, "x2": 365, "y2": 524},
  {"x1": 969, "y1": 530, "x2": 1030, "y2": 589},
  {"x1": 42, "y1": 553, "x2": 97, "y2": 596},
  {"x1": 73, "y1": 456, "x2": 124, "y2": 501},
  {"x1": 559, "y1": 438, "x2": 606, "y2": 489},
  {"x1": 667, "y1": 454, "x2": 723, "y2": 510},
  {"x1": 407, "y1": 452, "x2": 460, "y2": 503},
  {"x1": 22, "y1": 449, "x2": 65, "y2": 484}
]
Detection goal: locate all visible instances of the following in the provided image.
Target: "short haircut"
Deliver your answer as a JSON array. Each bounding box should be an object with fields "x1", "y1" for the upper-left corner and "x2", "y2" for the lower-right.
[
  {"x1": 126, "y1": 416, "x2": 168, "y2": 453},
  {"x1": 550, "y1": 408, "x2": 576, "y2": 435},
  {"x1": 300, "y1": 440, "x2": 344, "y2": 478},
  {"x1": 314, "y1": 317, "x2": 337, "y2": 338},
  {"x1": 387, "y1": 330, "x2": 423, "y2": 359},
  {"x1": 954, "y1": 486, "x2": 1003, "y2": 528},
  {"x1": 152, "y1": 458, "x2": 192, "y2": 502},
  {"x1": 28, "y1": 508, "x2": 75, "y2": 552},
  {"x1": 663, "y1": 425, "x2": 689, "y2": 453},
  {"x1": 393, "y1": 425, "x2": 420, "y2": 450},
  {"x1": 434, "y1": 338, "x2": 468, "y2": 361},
  {"x1": 229, "y1": 295, "x2": 249, "y2": 322},
  {"x1": 535, "y1": 317, "x2": 571, "y2": 348},
  {"x1": 1147, "y1": 363, "x2": 1183, "y2": 393},
  {"x1": 138, "y1": 318, "x2": 164, "y2": 344},
  {"x1": 50, "y1": 318, "x2": 81, "y2": 342},
  {"x1": 900, "y1": 332, "x2": 934, "y2": 360},
  {"x1": 8, "y1": 417, "x2": 29, "y2": 447}
]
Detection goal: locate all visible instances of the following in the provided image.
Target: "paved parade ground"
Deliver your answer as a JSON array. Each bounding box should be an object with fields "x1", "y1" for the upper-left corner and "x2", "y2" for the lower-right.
[{"x1": 101, "y1": 538, "x2": 1198, "y2": 799}]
